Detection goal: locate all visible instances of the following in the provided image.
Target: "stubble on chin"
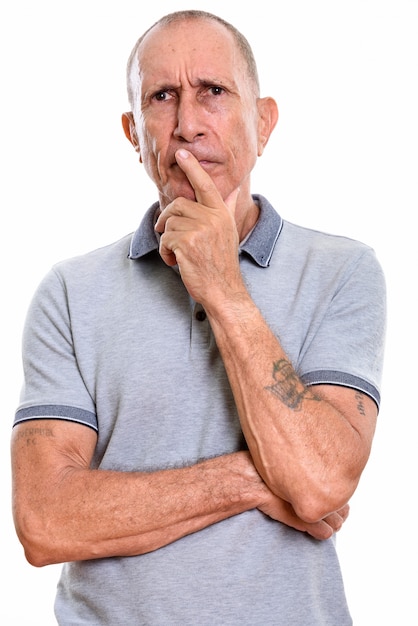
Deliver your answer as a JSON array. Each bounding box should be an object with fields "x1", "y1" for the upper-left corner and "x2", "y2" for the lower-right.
[{"x1": 159, "y1": 174, "x2": 197, "y2": 206}]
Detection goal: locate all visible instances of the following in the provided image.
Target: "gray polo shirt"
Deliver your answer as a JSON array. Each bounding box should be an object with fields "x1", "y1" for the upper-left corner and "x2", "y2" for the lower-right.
[{"x1": 14, "y1": 194, "x2": 386, "y2": 625}]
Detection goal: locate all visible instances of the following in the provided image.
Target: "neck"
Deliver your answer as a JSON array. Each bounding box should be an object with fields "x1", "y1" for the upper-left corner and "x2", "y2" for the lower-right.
[{"x1": 235, "y1": 197, "x2": 260, "y2": 243}]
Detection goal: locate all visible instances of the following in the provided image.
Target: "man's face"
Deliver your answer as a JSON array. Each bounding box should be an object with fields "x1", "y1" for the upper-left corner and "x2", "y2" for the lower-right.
[{"x1": 131, "y1": 19, "x2": 261, "y2": 208}]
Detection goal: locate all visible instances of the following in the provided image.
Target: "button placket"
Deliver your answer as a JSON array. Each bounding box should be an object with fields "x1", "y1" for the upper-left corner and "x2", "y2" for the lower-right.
[{"x1": 190, "y1": 302, "x2": 211, "y2": 350}]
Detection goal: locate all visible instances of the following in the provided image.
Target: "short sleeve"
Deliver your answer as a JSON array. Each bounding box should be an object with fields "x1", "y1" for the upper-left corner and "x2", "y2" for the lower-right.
[
  {"x1": 14, "y1": 268, "x2": 98, "y2": 431},
  {"x1": 299, "y1": 247, "x2": 386, "y2": 408}
]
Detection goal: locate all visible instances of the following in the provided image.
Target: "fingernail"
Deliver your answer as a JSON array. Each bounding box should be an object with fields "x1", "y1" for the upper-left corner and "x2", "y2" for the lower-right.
[{"x1": 176, "y1": 149, "x2": 189, "y2": 159}]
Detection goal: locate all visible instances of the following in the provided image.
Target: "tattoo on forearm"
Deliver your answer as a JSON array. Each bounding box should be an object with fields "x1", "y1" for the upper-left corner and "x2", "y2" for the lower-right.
[
  {"x1": 265, "y1": 359, "x2": 320, "y2": 410},
  {"x1": 355, "y1": 391, "x2": 366, "y2": 416},
  {"x1": 17, "y1": 426, "x2": 54, "y2": 446}
]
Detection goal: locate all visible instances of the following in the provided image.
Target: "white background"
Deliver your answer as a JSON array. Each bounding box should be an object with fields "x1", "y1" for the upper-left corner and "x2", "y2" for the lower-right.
[{"x1": 1, "y1": 1, "x2": 417, "y2": 624}]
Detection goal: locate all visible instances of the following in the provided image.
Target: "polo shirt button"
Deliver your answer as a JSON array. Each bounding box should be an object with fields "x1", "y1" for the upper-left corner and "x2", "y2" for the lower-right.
[{"x1": 195, "y1": 310, "x2": 207, "y2": 322}]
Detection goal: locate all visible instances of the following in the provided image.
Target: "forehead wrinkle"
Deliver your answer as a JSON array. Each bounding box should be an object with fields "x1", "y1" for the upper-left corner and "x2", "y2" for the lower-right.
[
  {"x1": 142, "y1": 49, "x2": 243, "y2": 92},
  {"x1": 137, "y1": 22, "x2": 245, "y2": 93}
]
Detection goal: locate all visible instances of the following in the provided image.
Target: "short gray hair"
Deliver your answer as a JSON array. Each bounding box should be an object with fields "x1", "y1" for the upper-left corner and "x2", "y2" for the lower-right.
[{"x1": 126, "y1": 10, "x2": 260, "y2": 108}]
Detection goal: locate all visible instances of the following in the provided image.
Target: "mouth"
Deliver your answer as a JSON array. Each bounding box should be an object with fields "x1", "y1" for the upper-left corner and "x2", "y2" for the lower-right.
[
  {"x1": 170, "y1": 158, "x2": 219, "y2": 176},
  {"x1": 169, "y1": 149, "x2": 219, "y2": 169}
]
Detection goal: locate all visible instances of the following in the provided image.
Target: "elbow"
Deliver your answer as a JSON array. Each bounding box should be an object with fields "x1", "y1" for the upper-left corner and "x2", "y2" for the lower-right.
[
  {"x1": 20, "y1": 537, "x2": 60, "y2": 568},
  {"x1": 292, "y1": 477, "x2": 359, "y2": 523},
  {"x1": 264, "y1": 466, "x2": 359, "y2": 523},
  {"x1": 13, "y1": 509, "x2": 61, "y2": 568},
  {"x1": 24, "y1": 547, "x2": 53, "y2": 568},
  {"x1": 17, "y1": 536, "x2": 56, "y2": 568},
  {"x1": 293, "y1": 496, "x2": 343, "y2": 525}
]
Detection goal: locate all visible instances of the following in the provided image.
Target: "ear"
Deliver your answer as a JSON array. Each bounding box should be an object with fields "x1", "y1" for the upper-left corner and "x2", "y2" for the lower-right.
[
  {"x1": 121, "y1": 112, "x2": 142, "y2": 161},
  {"x1": 256, "y1": 97, "x2": 279, "y2": 156}
]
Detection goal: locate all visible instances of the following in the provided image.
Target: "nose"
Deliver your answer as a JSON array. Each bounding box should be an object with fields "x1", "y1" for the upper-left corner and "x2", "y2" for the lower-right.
[{"x1": 173, "y1": 93, "x2": 205, "y2": 143}]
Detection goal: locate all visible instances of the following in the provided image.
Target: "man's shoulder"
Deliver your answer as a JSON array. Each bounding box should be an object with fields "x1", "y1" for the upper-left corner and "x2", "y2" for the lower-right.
[{"x1": 281, "y1": 219, "x2": 374, "y2": 257}]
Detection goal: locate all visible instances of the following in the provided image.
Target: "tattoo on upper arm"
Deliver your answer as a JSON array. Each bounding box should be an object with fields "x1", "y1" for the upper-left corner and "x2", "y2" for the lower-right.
[
  {"x1": 355, "y1": 391, "x2": 366, "y2": 416},
  {"x1": 264, "y1": 359, "x2": 320, "y2": 410},
  {"x1": 16, "y1": 426, "x2": 54, "y2": 446}
]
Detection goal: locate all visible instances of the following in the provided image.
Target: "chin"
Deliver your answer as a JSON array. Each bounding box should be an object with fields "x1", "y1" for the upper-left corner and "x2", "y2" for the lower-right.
[{"x1": 162, "y1": 183, "x2": 196, "y2": 205}]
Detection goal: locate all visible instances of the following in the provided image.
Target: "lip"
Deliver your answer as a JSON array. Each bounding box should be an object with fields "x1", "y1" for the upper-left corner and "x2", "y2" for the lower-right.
[
  {"x1": 197, "y1": 159, "x2": 217, "y2": 169},
  {"x1": 170, "y1": 159, "x2": 219, "y2": 176}
]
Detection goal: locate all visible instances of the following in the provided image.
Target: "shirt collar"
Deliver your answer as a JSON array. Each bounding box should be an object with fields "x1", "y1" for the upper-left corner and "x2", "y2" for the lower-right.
[{"x1": 128, "y1": 194, "x2": 283, "y2": 268}]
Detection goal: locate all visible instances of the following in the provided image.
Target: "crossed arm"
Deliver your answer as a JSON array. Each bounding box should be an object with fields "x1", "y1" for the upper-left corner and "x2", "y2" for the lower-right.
[
  {"x1": 11, "y1": 421, "x2": 352, "y2": 567},
  {"x1": 11, "y1": 150, "x2": 376, "y2": 567}
]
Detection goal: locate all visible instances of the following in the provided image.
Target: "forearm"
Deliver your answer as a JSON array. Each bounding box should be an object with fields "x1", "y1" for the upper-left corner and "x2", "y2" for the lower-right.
[
  {"x1": 151, "y1": 152, "x2": 376, "y2": 522},
  {"x1": 206, "y1": 292, "x2": 373, "y2": 521},
  {"x1": 13, "y1": 449, "x2": 263, "y2": 567}
]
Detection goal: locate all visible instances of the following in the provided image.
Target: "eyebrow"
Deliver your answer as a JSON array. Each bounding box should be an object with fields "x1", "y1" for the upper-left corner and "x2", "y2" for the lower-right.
[{"x1": 145, "y1": 76, "x2": 232, "y2": 92}]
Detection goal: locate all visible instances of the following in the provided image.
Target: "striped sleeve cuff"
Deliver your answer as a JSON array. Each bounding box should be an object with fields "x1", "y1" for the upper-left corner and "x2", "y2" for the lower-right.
[
  {"x1": 301, "y1": 370, "x2": 381, "y2": 408},
  {"x1": 14, "y1": 405, "x2": 98, "y2": 432}
]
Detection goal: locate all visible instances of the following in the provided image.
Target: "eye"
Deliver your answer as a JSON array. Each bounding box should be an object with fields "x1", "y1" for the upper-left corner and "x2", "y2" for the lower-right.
[
  {"x1": 209, "y1": 86, "x2": 225, "y2": 96},
  {"x1": 152, "y1": 89, "x2": 177, "y2": 103},
  {"x1": 153, "y1": 90, "x2": 169, "y2": 102}
]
